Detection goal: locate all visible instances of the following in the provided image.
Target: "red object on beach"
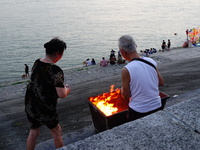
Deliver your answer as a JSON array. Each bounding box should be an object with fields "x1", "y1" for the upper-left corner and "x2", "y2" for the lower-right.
[{"x1": 182, "y1": 41, "x2": 188, "y2": 48}]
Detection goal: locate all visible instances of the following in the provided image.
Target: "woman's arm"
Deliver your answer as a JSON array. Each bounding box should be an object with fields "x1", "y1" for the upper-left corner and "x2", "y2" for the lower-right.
[{"x1": 56, "y1": 85, "x2": 70, "y2": 98}]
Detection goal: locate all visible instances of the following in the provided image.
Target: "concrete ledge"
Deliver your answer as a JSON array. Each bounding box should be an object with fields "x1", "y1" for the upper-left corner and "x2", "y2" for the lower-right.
[
  {"x1": 58, "y1": 97, "x2": 200, "y2": 150},
  {"x1": 165, "y1": 88, "x2": 200, "y2": 107},
  {"x1": 166, "y1": 97, "x2": 200, "y2": 132}
]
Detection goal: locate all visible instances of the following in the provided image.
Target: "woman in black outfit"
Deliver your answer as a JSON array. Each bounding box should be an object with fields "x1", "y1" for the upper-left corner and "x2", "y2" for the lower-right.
[{"x1": 25, "y1": 38, "x2": 70, "y2": 150}]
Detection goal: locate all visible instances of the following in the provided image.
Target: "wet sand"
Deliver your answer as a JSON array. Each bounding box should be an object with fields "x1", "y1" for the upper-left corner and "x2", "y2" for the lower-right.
[{"x1": 0, "y1": 47, "x2": 200, "y2": 149}]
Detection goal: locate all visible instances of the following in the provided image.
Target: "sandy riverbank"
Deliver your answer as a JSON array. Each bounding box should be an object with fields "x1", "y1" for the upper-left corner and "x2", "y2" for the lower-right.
[{"x1": 0, "y1": 47, "x2": 200, "y2": 149}]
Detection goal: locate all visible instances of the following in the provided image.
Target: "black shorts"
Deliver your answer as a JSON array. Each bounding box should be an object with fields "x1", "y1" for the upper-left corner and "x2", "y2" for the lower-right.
[
  {"x1": 27, "y1": 114, "x2": 59, "y2": 129},
  {"x1": 128, "y1": 107, "x2": 161, "y2": 121}
]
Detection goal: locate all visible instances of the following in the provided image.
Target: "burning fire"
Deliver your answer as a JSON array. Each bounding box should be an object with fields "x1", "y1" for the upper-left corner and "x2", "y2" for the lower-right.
[{"x1": 89, "y1": 85, "x2": 128, "y2": 116}]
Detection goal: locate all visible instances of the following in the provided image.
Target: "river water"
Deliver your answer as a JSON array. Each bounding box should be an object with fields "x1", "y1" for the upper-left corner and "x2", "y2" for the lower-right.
[{"x1": 0, "y1": 0, "x2": 199, "y2": 83}]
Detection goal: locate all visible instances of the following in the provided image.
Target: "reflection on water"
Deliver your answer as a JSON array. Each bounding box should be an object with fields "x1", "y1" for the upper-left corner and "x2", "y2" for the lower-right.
[{"x1": 0, "y1": 0, "x2": 199, "y2": 83}]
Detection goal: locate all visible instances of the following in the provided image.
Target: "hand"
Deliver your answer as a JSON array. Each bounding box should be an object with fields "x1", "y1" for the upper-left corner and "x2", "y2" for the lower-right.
[
  {"x1": 65, "y1": 84, "x2": 71, "y2": 93},
  {"x1": 65, "y1": 84, "x2": 71, "y2": 89}
]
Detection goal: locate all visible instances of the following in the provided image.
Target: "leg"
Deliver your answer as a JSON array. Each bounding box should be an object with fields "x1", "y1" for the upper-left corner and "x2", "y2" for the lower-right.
[
  {"x1": 50, "y1": 124, "x2": 64, "y2": 148},
  {"x1": 27, "y1": 128, "x2": 40, "y2": 150},
  {"x1": 128, "y1": 107, "x2": 162, "y2": 121},
  {"x1": 128, "y1": 107, "x2": 145, "y2": 121}
]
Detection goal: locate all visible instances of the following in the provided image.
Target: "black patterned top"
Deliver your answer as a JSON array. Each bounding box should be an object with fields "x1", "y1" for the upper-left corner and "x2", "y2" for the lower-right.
[{"x1": 25, "y1": 59, "x2": 64, "y2": 122}]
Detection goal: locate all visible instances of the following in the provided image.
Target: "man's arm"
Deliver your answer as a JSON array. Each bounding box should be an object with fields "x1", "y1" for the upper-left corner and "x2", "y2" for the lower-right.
[
  {"x1": 121, "y1": 67, "x2": 131, "y2": 101},
  {"x1": 156, "y1": 68, "x2": 164, "y2": 86}
]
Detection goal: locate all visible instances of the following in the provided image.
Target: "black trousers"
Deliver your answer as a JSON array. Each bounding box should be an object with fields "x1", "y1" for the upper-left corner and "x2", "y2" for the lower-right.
[{"x1": 128, "y1": 107, "x2": 162, "y2": 121}]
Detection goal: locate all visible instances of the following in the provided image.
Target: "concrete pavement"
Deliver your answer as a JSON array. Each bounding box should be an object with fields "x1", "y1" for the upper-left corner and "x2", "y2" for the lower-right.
[
  {"x1": 58, "y1": 89, "x2": 200, "y2": 150},
  {"x1": 0, "y1": 47, "x2": 200, "y2": 149}
]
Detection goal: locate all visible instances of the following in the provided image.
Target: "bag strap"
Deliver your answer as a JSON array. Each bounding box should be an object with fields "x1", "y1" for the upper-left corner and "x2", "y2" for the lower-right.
[{"x1": 131, "y1": 58, "x2": 157, "y2": 71}]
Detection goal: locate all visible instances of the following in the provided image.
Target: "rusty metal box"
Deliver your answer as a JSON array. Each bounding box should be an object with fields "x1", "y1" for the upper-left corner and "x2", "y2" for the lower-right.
[{"x1": 88, "y1": 92, "x2": 169, "y2": 132}]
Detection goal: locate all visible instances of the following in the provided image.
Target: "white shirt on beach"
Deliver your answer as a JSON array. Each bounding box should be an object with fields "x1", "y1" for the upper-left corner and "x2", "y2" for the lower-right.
[
  {"x1": 125, "y1": 57, "x2": 161, "y2": 113},
  {"x1": 86, "y1": 60, "x2": 91, "y2": 66}
]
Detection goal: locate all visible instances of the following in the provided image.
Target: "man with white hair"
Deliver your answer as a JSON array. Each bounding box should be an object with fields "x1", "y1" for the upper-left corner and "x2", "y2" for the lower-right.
[{"x1": 118, "y1": 35, "x2": 164, "y2": 121}]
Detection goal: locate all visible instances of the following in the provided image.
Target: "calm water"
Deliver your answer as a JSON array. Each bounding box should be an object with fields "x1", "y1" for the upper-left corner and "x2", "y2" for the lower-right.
[{"x1": 0, "y1": 0, "x2": 199, "y2": 83}]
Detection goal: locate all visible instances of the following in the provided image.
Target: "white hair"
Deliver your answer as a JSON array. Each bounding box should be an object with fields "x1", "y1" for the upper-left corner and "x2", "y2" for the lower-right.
[{"x1": 118, "y1": 35, "x2": 137, "y2": 53}]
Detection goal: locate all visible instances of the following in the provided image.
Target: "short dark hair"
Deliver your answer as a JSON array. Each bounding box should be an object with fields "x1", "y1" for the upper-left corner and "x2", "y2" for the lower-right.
[{"x1": 44, "y1": 37, "x2": 67, "y2": 55}]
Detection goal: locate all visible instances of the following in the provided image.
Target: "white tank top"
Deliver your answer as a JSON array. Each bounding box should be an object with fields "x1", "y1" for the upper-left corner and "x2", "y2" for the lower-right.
[{"x1": 125, "y1": 57, "x2": 161, "y2": 113}]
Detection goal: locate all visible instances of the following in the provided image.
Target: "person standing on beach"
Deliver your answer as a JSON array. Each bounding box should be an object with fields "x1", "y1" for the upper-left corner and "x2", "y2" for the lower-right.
[
  {"x1": 118, "y1": 35, "x2": 164, "y2": 121},
  {"x1": 24, "y1": 64, "x2": 29, "y2": 78},
  {"x1": 25, "y1": 38, "x2": 71, "y2": 150},
  {"x1": 110, "y1": 49, "x2": 116, "y2": 58},
  {"x1": 161, "y1": 40, "x2": 166, "y2": 51},
  {"x1": 167, "y1": 39, "x2": 171, "y2": 50}
]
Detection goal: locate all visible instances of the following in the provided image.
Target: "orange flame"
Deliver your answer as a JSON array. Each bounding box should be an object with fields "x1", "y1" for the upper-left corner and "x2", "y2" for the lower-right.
[{"x1": 89, "y1": 85, "x2": 125, "y2": 116}]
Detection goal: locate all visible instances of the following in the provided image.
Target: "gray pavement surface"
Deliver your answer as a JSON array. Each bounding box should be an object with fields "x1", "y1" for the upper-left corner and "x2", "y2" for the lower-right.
[{"x1": 59, "y1": 89, "x2": 200, "y2": 150}]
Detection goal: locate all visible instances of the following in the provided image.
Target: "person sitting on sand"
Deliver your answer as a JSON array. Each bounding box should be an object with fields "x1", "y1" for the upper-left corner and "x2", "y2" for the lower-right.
[
  {"x1": 100, "y1": 57, "x2": 108, "y2": 67},
  {"x1": 86, "y1": 58, "x2": 91, "y2": 66},
  {"x1": 139, "y1": 50, "x2": 146, "y2": 57},
  {"x1": 145, "y1": 49, "x2": 150, "y2": 57},
  {"x1": 109, "y1": 55, "x2": 116, "y2": 65},
  {"x1": 117, "y1": 54, "x2": 125, "y2": 64},
  {"x1": 153, "y1": 48, "x2": 157, "y2": 53},
  {"x1": 83, "y1": 61, "x2": 87, "y2": 66},
  {"x1": 91, "y1": 58, "x2": 96, "y2": 65}
]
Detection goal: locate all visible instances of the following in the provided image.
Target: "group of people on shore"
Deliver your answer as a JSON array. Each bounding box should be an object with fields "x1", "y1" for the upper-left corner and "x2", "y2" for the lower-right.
[
  {"x1": 24, "y1": 35, "x2": 164, "y2": 150},
  {"x1": 140, "y1": 48, "x2": 157, "y2": 57},
  {"x1": 139, "y1": 39, "x2": 172, "y2": 57},
  {"x1": 161, "y1": 39, "x2": 171, "y2": 51},
  {"x1": 99, "y1": 49, "x2": 126, "y2": 66},
  {"x1": 108, "y1": 49, "x2": 126, "y2": 65},
  {"x1": 82, "y1": 58, "x2": 96, "y2": 66},
  {"x1": 83, "y1": 38, "x2": 171, "y2": 68},
  {"x1": 83, "y1": 49, "x2": 126, "y2": 67}
]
